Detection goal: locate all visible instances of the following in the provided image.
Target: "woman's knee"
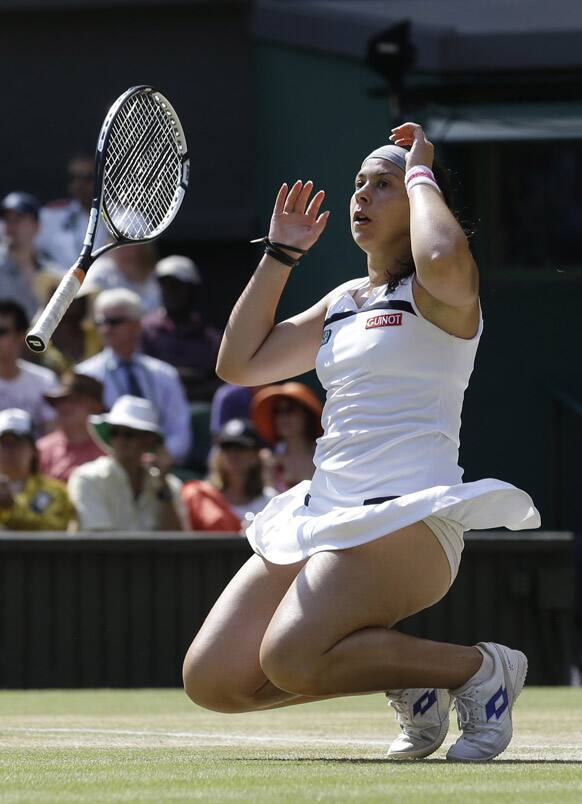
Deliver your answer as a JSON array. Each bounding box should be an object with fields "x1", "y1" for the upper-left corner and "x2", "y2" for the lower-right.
[
  {"x1": 259, "y1": 634, "x2": 330, "y2": 697},
  {"x1": 182, "y1": 646, "x2": 255, "y2": 714}
]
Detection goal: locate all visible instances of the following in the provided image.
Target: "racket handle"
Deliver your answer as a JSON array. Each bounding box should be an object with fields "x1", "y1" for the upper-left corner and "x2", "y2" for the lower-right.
[{"x1": 25, "y1": 266, "x2": 85, "y2": 353}]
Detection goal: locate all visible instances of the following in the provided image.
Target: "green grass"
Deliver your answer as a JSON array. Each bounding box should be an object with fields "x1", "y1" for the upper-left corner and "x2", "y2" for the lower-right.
[{"x1": 0, "y1": 689, "x2": 581, "y2": 802}]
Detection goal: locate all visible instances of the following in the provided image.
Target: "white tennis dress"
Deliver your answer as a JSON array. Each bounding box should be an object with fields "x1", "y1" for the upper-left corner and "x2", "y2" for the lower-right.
[{"x1": 247, "y1": 274, "x2": 540, "y2": 566}]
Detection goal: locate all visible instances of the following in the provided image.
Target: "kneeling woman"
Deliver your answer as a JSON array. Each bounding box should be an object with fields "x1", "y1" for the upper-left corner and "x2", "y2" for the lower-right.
[{"x1": 182, "y1": 123, "x2": 540, "y2": 762}]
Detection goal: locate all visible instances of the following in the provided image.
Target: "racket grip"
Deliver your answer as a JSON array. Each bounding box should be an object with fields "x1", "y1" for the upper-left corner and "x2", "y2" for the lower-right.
[{"x1": 25, "y1": 267, "x2": 84, "y2": 353}]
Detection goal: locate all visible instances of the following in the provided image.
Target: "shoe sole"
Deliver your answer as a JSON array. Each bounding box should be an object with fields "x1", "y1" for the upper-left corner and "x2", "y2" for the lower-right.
[
  {"x1": 387, "y1": 713, "x2": 450, "y2": 760},
  {"x1": 447, "y1": 644, "x2": 528, "y2": 763}
]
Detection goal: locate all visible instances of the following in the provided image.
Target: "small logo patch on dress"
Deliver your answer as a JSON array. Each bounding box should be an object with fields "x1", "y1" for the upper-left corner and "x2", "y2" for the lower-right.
[
  {"x1": 320, "y1": 329, "x2": 331, "y2": 345},
  {"x1": 365, "y1": 312, "x2": 402, "y2": 329}
]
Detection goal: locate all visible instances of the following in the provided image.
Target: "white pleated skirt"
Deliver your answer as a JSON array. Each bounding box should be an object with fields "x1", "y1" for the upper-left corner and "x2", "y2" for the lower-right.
[{"x1": 246, "y1": 478, "x2": 541, "y2": 568}]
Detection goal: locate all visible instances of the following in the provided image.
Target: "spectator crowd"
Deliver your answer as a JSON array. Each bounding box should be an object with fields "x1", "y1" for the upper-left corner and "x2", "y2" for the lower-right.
[{"x1": 0, "y1": 156, "x2": 324, "y2": 535}]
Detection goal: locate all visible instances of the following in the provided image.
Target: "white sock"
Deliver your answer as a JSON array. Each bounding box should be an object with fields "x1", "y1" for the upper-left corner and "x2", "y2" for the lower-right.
[{"x1": 451, "y1": 646, "x2": 494, "y2": 694}]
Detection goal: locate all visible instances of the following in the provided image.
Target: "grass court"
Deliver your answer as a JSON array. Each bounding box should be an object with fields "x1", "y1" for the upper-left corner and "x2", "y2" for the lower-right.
[{"x1": 0, "y1": 688, "x2": 581, "y2": 802}]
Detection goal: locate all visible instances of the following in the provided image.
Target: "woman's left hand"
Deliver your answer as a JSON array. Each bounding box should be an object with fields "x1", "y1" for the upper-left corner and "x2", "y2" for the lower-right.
[{"x1": 389, "y1": 122, "x2": 434, "y2": 171}]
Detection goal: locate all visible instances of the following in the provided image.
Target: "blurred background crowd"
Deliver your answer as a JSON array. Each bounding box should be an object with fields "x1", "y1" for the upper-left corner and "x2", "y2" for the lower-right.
[
  {"x1": 1, "y1": 0, "x2": 582, "y2": 538},
  {"x1": 2, "y1": 0, "x2": 582, "y2": 535},
  {"x1": 0, "y1": 166, "x2": 328, "y2": 534}
]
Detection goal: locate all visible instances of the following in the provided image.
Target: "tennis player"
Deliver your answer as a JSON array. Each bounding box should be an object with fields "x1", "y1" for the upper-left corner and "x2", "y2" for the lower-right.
[{"x1": 182, "y1": 122, "x2": 540, "y2": 762}]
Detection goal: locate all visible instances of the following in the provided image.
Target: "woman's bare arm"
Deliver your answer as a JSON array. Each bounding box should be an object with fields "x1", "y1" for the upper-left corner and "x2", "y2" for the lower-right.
[
  {"x1": 390, "y1": 123, "x2": 479, "y2": 311},
  {"x1": 216, "y1": 180, "x2": 330, "y2": 385}
]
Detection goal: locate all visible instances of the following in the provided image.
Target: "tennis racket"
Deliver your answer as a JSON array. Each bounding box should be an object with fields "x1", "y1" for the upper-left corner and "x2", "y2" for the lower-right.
[{"x1": 26, "y1": 85, "x2": 189, "y2": 352}]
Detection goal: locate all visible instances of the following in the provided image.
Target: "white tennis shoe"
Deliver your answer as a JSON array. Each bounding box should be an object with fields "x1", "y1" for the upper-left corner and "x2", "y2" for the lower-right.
[
  {"x1": 386, "y1": 687, "x2": 452, "y2": 759},
  {"x1": 446, "y1": 642, "x2": 528, "y2": 762}
]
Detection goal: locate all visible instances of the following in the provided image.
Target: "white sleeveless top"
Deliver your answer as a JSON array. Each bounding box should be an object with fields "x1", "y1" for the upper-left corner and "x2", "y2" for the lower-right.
[
  {"x1": 310, "y1": 274, "x2": 482, "y2": 504},
  {"x1": 246, "y1": 274, "x2": 539, "y2": 566}
]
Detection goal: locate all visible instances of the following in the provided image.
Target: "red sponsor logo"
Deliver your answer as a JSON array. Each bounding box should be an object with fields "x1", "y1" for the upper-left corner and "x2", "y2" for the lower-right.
[{"x1": 365, "y1": 312, "x2": 402, "y2": 329}]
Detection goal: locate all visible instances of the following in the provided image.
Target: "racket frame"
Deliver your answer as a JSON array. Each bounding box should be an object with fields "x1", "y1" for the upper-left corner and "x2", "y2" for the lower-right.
[{"x1": 25, "y1": 85, "x2": 189, "y2": 353}]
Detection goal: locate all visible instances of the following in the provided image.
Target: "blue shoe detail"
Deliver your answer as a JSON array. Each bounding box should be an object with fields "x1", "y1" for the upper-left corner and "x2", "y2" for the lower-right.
[
  {"x1": 412, "y1": 689, "x2": 438, "y2": 717},
  {"x1": 485, "y1": 685, "x2": 509, "y2": 721}
]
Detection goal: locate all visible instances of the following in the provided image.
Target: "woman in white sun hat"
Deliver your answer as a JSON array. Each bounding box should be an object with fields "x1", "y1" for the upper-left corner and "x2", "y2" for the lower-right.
[
  {"x1": 182, "y1": 122, "x2": 540, "y2": 762},
  {"x1": 68, "y1": 395, "x2": 186, "y2": 532}
]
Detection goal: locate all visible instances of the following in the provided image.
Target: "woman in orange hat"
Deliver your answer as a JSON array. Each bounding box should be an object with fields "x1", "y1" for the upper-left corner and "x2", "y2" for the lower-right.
[
  {"x1": 182, "y1": 123, "x2": 540, "y2": 762},
  {"x1": 251, "y1": 382, "x2": 323, "y2": 492}
]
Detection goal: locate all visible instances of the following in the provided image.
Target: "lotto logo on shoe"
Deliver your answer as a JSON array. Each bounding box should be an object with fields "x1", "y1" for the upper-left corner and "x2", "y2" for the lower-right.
[
  {"x1": 412, "y1": 689, "x2": 438, "y2": 717},
  {"x1": 485, "y1": 686, "x2": 509, "y2": 721},
  {"x1": 365, "y1": 312, "x2": 402, "y2": 329}
]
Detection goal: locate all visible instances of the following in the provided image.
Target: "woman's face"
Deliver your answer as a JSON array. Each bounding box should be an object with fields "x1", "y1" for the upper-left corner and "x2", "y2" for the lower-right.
[
  {"x1": 109, "y1": 426, "x2": 159, "y2": 467},
  {"x1": 219, "y1": 444, "x2": 260, "y2": 477},
  {"x1": 273, "y1": 398, "x2": 310, "y2": 440},
  {"x1": 350, "y1": 158, "x2": 409, "y2": 253},
  {"x1": 0, "y1": 433, "x2": 35, "y2": 480}
]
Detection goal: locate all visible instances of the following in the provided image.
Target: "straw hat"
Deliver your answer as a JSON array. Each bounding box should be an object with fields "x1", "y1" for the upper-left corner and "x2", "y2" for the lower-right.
[
  {"x1": 250, "y1": 382, "x2": 323, "y2": 445},
  {"x1": 88, "y1": 395, "x2": 162, "y2": 452}
]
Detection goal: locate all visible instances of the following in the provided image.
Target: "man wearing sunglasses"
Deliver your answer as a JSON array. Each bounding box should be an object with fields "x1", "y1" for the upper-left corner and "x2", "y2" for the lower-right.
[
  {"x1": 36, "y1": 153, "x2": 109, "y2": 269},
  {"x1": 76, "y1": 287, "x2": 191, "y2": 465},
  {"x1": 68, "y1": 395, "x2": 186, "y2": 531}
]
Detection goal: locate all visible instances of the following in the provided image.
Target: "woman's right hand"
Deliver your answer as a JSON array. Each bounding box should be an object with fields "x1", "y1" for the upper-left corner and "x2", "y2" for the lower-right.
[{"x1": 268, "y1": 180, "x2": 330, "y2": 257}]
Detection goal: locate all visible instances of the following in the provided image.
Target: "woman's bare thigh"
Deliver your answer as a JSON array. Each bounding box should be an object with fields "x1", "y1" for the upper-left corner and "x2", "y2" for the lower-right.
[
  {"x1": 182, "y1": 553, "x2": 304, "y2": 709},
  {"x1": 261, "y1": 521, "x2": 452, "y2": 665}
]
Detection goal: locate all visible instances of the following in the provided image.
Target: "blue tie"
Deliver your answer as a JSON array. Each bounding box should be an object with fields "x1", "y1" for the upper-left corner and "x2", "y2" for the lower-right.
[{"x1": 119, "y1": 359, "x2": 144, "y2": 398}]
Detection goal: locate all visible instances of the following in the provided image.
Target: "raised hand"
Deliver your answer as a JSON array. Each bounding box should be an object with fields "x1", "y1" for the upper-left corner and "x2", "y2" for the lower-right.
[
  {"x1": 268, "y1": 180, "x2": 330, "y2": 255},
  {"x1": 389, "y1": 122, "x2": 434, "y2": 171}
]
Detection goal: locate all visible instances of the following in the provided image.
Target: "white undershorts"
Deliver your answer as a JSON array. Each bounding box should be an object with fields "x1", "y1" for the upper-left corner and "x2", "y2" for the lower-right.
[{"x1": 422, "y1": 515, "x2": 465, "y2": 587}]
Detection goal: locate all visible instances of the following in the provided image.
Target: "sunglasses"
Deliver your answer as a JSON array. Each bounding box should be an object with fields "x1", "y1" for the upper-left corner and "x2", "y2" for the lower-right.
[
  {"x1": 95, "y1": 316, "x2": 131, "y2": 327},
  {"x1": 109, "y1": 426, "x2": 141, "y2": 440}
]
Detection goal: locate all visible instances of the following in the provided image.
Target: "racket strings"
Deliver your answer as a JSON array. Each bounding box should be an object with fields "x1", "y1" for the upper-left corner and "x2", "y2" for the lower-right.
[
  {"x1": 106, "y1": 99, "x2": 180, "y2": 236},
  {"x1": 108, "y1": 95, "x2": 181, "y2": 230},
  {"x1": 102, "y1": 91, "x2": 184, "y2": 239}
]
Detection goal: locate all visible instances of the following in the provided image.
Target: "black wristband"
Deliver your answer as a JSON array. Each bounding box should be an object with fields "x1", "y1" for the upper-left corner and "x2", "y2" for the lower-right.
[
  {"x1": 267, "y1": 240, "x2": 306, "y2": 255},
  {"x1": 251, "y1": 236, "x2": 307, "y2": 268},
  {"x1": 264, "y1": 244, "x2": 297, "y2": 267}
]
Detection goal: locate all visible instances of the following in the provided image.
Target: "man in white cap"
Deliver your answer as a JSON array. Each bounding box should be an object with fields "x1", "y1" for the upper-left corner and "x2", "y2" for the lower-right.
[
  {"x1": 68, "y1": 395, "x2": 186, "y2": 531},
  {"x1": 141, "y1": 255, "x2": 222, "y2": 402},
  {"x1": 76, "y1": 287, "x2": 191, "y2": 464}
]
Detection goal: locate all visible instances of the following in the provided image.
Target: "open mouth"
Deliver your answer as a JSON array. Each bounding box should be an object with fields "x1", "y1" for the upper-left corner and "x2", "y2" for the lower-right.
[{"x1": 353, "y1": 211, "x2": 371, "y2": 226}]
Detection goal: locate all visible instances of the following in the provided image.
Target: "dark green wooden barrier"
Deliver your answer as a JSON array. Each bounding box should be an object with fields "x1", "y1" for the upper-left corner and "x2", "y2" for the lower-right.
[{"x1": 0, "y1": 531, "x2": 573, "y2": 688}]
